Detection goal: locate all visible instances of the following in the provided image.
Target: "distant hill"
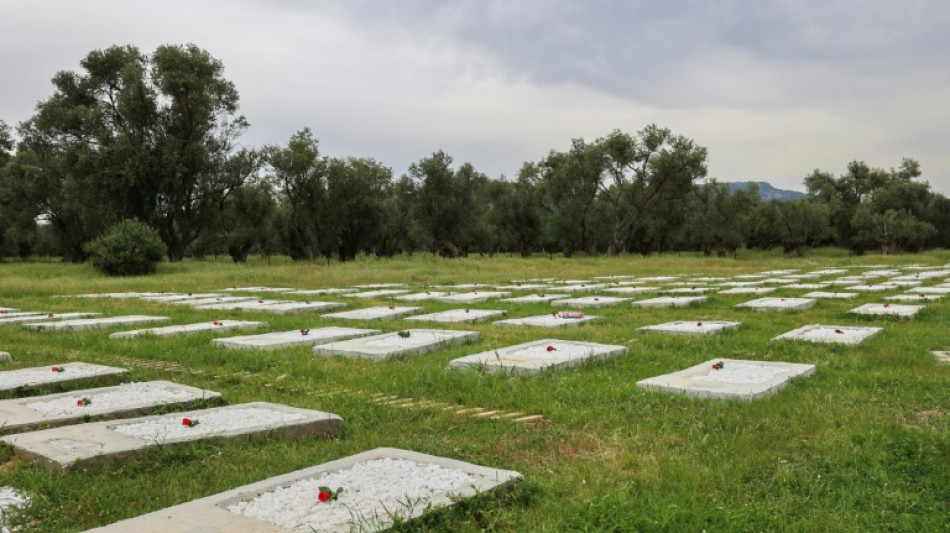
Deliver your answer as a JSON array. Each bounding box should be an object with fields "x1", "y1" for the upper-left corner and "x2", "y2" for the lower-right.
[{"x1": 724, "y1": 181, "x2": 808, "y2": 201}]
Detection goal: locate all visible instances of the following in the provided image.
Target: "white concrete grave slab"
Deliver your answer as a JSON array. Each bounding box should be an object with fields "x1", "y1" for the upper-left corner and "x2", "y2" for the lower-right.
[
  {"x1": 287, "y1": 288, "x2": 358, "y2": 296},
  {"x1": 557, "y1": 283, "x2": 609, "y2": 292},
  {"x1": 844, "y1": 284, "x2": 893, "y2": 292},
  {"x1": 1, "y1": 312, "x2": 100, "y2": 326},
  {"x1": 636, "y1": 359, "x2": 815, "y2": 399},
  {"x1": 849, "y1": 303, "x2": 923, "y2": 318},
  {"x1": 731, "y1": 275, "x2": 767, "y2": 280},
  {"x1": 632, "y1": 296, "x2": 708, "y2": 308},
  {"x1": 772, "y1": 324, "x2": 882, "y2": 345},
  {"x1": 803, "y1": 291, "x2": 858, "y2": 299},
  {"x1": 343, "y1": 289, "x2": 411, "y2": 299},
  {"x1": 351, "y1": 283, "x2": 409, "y2": 289},
  {"x1": 27, "y1": 315, "x2": 169, "y2": 332},
  {"x1": 431, "y1": 283, "x2": 494, "y2": 290},
  {"x1": 809, "y1": 268, "x2": 849, "y2": 276},
  {"x1": 719, "y1": 281, "x2": 764, "y2": 288},
  {"x1": 243, "y1": 301, "x2": 346, "y2": 315},
  {"x1": 405, "y1": 309, "x2": 506, "y2": 324},
  {"x1": 140, "y1": 293, "x2": 224, "y2": 303},
  {"x1": 759, "y1": 269, "x2": 800, "y2": 276},
  {"x1": 760, "y1": 278, "x2": 797, "y2": 285},
  {"x1": 638, "y1": 321, "x2": 740, "y2": 335},
  {"x1": 80, "y1": 447, "x2": 521, "y2": 533},
  {"x1": 933, "y1": 351, "x2": 950, "y2": 364},
  {"x1": 70, "y1": 292, "x2": 170, "y2": 299},
  {"x1": 322, "y1": 306, "x2": 422, "y2": 321},
  {"x1": 109, "y1": 320, "x2": 262, "y2": 339},
  {"x1": 212, "y1": 327, "x2": 379, "y2": 350},
  {"x1": 784, "y1": 273, "x2": 823, "y2": 280},
  {"x1": 223, "y1": 287, "x2": 295, "y2": 293},
  {"x1": 493, "y1": 312, "x2": 599, "y2": 328},
  {"x1": 550, "y1": 296, "x2": 631, "y2": 308},
  {"x1": 433, "y1": 291, "x2": 510, "y2": 303},
  {"x1": 635, "y1": 276, "x2": 681, "y2": 282},
  {"x1": 662, "y1": 287, "x2": 712, "y2": 295},
  {"x1": 884, "y1": 293, "x2": 942, "y2": 302},
  {"x1": 393, "y1": 291, "x2": 451, "y2": 301},
  {"x1": 191, "y1": 299, "x2": 287, "y2": 311},
  {"x1": 878, "y1": 280, "x2": 922, "y2": 287},
  {"x1": 0, "y1": 312, "x2": 46, "y2": 321},
  {"x1": 168, "y1": 296, "x2": 258, "y2": 307},
  {"x1": 603, "y1": 286, "x2": 660, "y2": 295},
  {"x1": 449, "y1": 339, "x2": 627, "y2": 374},
  {"x1": 592, "y1": 275, "x2": 635, "y2": 280},
  {"x1": 909, "y1": 286, "x2": 950, "y2": 295},
  {"x1": 0, "y1": 363, "x2": 129, "y2": 397},
  {"x1": 0, "y1": 308, "x2": 17, "y2": 313},
  {"x1": 784, "y1": 283, "x2": 831, "y2": 290},
  {"x1": 0, "y1": 402, "x2": 342, "y2": 471},
  {"x1": 495, "y1": 283, "x2": 553, "y2": 291},
  {"x1": 499, "y1": 293, "x2": 571, "y2": 303},
  {"x1": 829, "y1": 277, "x2": 866, "y2": 285},
  {"x1": 735, "y1": 297, "x2": 816, "y2": 312},
  {"x1": 559, "y1": 279, "x2": 592, "y2": 284},
  {"x1": 313, "y1": 329, "x2": 478, "y2": 359},
  {"x1": 0, "y1": 381, "x2": 221, "y2": 435},
  {"x1": 718, "y1": 287, "x2": 775, "y2": 295}
]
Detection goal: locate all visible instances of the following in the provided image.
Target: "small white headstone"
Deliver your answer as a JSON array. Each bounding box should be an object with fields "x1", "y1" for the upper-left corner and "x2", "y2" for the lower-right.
[
  {"x1": 313, "y1": 329, "x2": 478, "y2": 359},
  {"x1": 449, "y1": 339, "x2": 627, "y2": 374},
  {"x1": 637, "y1": 359, "x2": 815, "y2": 399},
  {"x1": 343, "y1": 289, "x2": 411, "y2": 299},
  {"x1": 849, "y1": 303, "x2": 923, "y2": 318},
  {"x1": 551, "y1": 296, "x2": 631, "y2": 308},
  {"x1": 405, "y1": 309, "x2": 505, "y2": 324},
  {"x1": 632, "y1": 296, "x2": 707, "y2": 308},
  {"x1": 638, "y1": 321, "x2": 740, "y2": 335},
  {"x1": 735, "y1": 297, "x2": 816, "y2": 312},
  {"x1": 499, "y1": 293, "x2": 571, "y2": 303},
  {"x1": 772, "y1": 324, "x2": 882, "y2": 345},
  {"x1": 718, "y1": 287, "x2": 775, "y2": 295},
  {"x1": 803, "y1": 291, "x2": 858, "y2": 299},
  {"x1": 493, "y1": 313, "x2": 599, "y2": 328},
  {"x1": 433, "y1": 291, "x2": 511, "y2": 303},
  {"x1": 322, "y1": 306, "x2": 422, "y2": 321}
]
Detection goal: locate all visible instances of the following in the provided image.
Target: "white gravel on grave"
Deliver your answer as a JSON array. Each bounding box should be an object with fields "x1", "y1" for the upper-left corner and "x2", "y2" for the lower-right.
[
  {"x1": 24, "y1": 382, "x2": 198, "y2": 417},
  {"x1": 228, "y1": 458, "x2": 476, "y2": 532},
  {"x1": 111, "y1": 407, "x2": 307, "y2": 441},
  {"x1": 691, "y1": 363, "x2": 790, "y2": 385},
  {"x1": 363, "y1": 331, "x2": 448, "y2": 348},
  {"x1": 0, "y1": 486, "x2": 29, "y2": 533},
  {"x1": 0, "y1": 364, "x2": 104, "y2": 389}
]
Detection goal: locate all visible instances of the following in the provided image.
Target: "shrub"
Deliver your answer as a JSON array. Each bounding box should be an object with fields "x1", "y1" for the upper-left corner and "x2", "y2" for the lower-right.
[{"x1": 85, "y1": 219, "x2": 165, "y2": 275}]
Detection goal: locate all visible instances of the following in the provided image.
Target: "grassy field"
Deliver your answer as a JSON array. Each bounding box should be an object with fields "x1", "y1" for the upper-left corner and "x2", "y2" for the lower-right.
[{"x1": 0, "y1": 250, "x2": 948, "y2": 532}]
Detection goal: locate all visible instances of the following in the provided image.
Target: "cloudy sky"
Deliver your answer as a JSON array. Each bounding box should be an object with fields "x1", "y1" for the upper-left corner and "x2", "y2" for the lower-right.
[{"x1": 2, "y1": 0, "x2": 949, "y2": 192}]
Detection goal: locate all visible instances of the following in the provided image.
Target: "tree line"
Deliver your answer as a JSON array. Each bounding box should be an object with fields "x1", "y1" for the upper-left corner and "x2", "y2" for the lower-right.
[{"x1": 1, "y1": 44, "x2": 948, "y2": 263}]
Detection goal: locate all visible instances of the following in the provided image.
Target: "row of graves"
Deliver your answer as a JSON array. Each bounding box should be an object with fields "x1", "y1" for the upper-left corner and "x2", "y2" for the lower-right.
[{"x1": 1, "y1": 263, "x2": 949, "y2": 530}]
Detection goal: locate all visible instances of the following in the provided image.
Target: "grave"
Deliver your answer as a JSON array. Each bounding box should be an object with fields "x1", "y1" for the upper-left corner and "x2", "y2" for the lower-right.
[
  {"x1": 343, "y1": 289, "x2": 411, "y2": 299},
  {"x1": 720, "y1": 281, "x2": 763, "y2": 287},
  {"x1": 884, "y1": 293, "x2": 941, "y2": 302},
  {"x1": 593, "y1": 275, "x2": 635, "y2": 280},
  {"x1": 449, "y1": 339, "x2": 627, "y2": 374},
  {"x1": 638, "y1": 321, "x2": 740, "y2": 335},
  {"x1": 809, "y1": 268, "x2": 849, "y2": 276},
  {"x1": 829, "y1": 277, "x2": 866, "y2": 285},
  {"x1": 0, "y1": 363, "x2": 129, "y2": 397},
  {"x1": 632, "y1": 296, "x2": 707, "y2": 308},
  {"x1": 662, "y1": 287, "x2": 712, "y2": 295},
  {"x1": 933, "y1": 351, "x2": 950, "y2": 364},
  {"x1": 493, "y1": 313, "x2": 599, "y2": 328},
  {"x1": 878, "y1": 280, "x2": 922, "y2": 287},
  {"x1": 803, "y1": 291, "x2": 858, "y2": 299},
  {"x1": 0, "y1": 313, "x2": 100, "y2": 326},
  {"x1": 635, "y1": 276, "x2": 681, "y2": 282},
  {"x1": 70, "y1": 292, "x2": 168, "y2": 299},
  {"x1": 351, "y1": 283, "x2": 408, "y2": 289},
  {"x1": 772, "y1": 324, "x2": 882, "y2": 345},
  {"x1": 495, "y1": 283, "x2": 553, "y2": 291},
  {"x1": 109, "y1": 320, "x2": 263, "y2": 339},
  {"x1": 405, "y1": 309, "x2": 506, "y2": 324},
  {"x1": 212, "y1": 327, "x2": 379, "y2": 350},
  {"x1": 242, "y1": 301, "x2": 346, "y2": 315},
  {"x1": 498, "y1": 293, "x2": 571, "y2": 303},
  {"x1": 190, "y1": 298, "x2": 287, "y2": 311},
  {"x1": 550, "y1": 296, "x2": 631, "y2": 308},
  {"x1": 910, "y1": 286, "x2": 950, "y2": 295},
  {"x1": 431, "y1": 283, "x2": 493, "y2": 290},
  {"x1": 0, "y1": 486, "x2": 29, "y2": 533},
  {"x1": 636, "y1": 359, "x2": 815, "y2": 399},
  {"x1": 0, "y1": 402, "x2": 342, "y2": 471},
  {"x1": 79, "y1": 447, "x2": 521, "y2": 533},
  {"x1": 393, "y1": 291, "x2": 451, "y2": 301},
  {"x1": 223, "y1": 287, "x2": 295, "y2": 293},
  {"x1": 140, "y1": 293, "x2": 224, "y2": 303},
  {"x1": 313, "y1": 329, "x2": 478, "y2": 359},
  {"x1": 603, "y1": 286, "x2": 659, "y2": 295},
  {"x1": 718, "y1": 287, "x2": 775, "y2": 295},
  {"x1": 844, "y1": 284, "x2": 892, "y2": 292},
  {"x1": 322, "y1": 306, "x2": 422, "y2": 321},
  {"x1": 0, "y1": 352, "x2": 10, "y2": 362},
  {"x1": 784, "y1": 283, "x2": 830, "y2": 289},
  {"x1": 27, "y1": 315, "x2": 170, "y2": 332},
  {"x1": 557, "y1": 283, "x2": 608, "y2": 292},
  {"x1": 0, "y1": 381, "x2": 220, "y2": 435},
  {"x1": 849, "y1": 303, "x2": 923, "y2": 318},
  {"x1": 735, "y1": 297, "x2": 816, "y2": 312},
  {"x1": 287, "y1": 288, "x2": 357, "y2": 296},
  {"x1": 168, "y1": 296, "x2": 257, "y2": 307},
  {"x1": 433, "y1": 291, "x2": 511, "y2": 303}
]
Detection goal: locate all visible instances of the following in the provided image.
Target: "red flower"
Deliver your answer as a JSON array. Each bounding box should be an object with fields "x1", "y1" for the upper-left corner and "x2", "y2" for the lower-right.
[
  {"x1": 835, "y1": 329, "x2": 843, "y2": 334},
  {"x1": 213, "y1": 321, "x2": 220, "y2": 326},
  {"x1": 305, "y1": 301, "x2": 310, "y2": 304},
  {"x1": 47, "y1": 313, "x2": 53, "y2": 318},
  {"x1": 77, "y1": 399, "x2": 83, "y2": 406},
  {"x1": 36, "y1": 327, "x2": 41, "y2": 333},
  {"x1": 464, "y1": 309, "x2": 470, "y2": 313},
  {"x1": 883, "y1": 303, "x2": 890, "y2": 308},
  {"x1": 593, "y1": 297, "x2": 599, "y2": 301},
  {"x1": 546, "y1": 345, "x2": 555, "y2": 352},
  {"x1": 258, "y1": 299, "x2": 264, "y2": 304},
  {"x1": 388, "y1": 305, "x2": 394, "y2": 310},
  {"x1": 318, "y1": 491, "x2": 331, "y2": 503},
  {"x1": 301, "y1": 328, "x2": 310, "y2": 335},
  {"x1": 187, "y1": 292, "x2": 192, "y2": 296},
  {"x1": 697, "y1": 322, "x2": 702, "y2": 327},
  {"x1": 182, "y1": 417, "x2": 198, "y2": 427}
]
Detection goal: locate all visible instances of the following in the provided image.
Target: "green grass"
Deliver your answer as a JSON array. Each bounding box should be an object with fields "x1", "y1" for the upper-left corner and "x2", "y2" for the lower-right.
[{"x1": 0, "y1": 250, "x2": 949, "y2": 532}]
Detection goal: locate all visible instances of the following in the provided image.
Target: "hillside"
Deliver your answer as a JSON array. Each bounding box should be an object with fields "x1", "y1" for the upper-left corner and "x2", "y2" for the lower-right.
[{"x1": 724, "y1": 181, "x2": 808, "y2": 201}]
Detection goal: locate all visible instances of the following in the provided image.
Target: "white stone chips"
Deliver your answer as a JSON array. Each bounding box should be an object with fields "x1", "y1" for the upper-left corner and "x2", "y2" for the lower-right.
[{"x1": 636, "y1": 359, "x2": 815, "y2": 399}]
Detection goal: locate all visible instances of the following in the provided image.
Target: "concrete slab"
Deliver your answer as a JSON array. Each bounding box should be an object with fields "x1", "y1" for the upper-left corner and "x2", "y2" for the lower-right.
[
  {"x1": 168, "y1": 296, "x2": 257, "y2": 307},
  {"x1": 803, "y1": 291, "x2": 859, "y2": 299},
  {"x1": 933, "y1": 351, "x2": 950, "y2": 364},
  {"x1": 735, "y1": 297, "x2": 816, "y2": 312},
  {"x1": 636, "y1": 359, "x2": 815, "y2": 400},
  {"x1": 191, "y1": 299, "x2": 287, "y2": 311},
  {"x1": 0, "y1": 402, "x2": 342, "y2": 471},
  {"x1": 829, "y1": 277, "x2": 866, "y2": 285},
  {"x1": 0, "y1": 363, "x2": 129, "y2": 397},
  {"x1": 635, "y1": 276, "x2": 681, "y2": 282},
  {"x1": 405, "y1": 309, "x2": 506, "y2": 324},
  {"x1": 877, "y1": 280, "x2": 922, "y2": 287},
  {"x1": 593, "y1": 275, "x2": 636, "y2": 280},
  {"x1": 322, "y1": 306, "x2": 422, "y2": 321},
  {"x1": 495, "y1": 283, "x2": 554, "y2": 291},
  {"x1": 632, "y1": 296, "x2": 708, "y2": 308},
  {"x1": 662, "y1": 287, "x2": 713, "y2": 295},
  {"x1": 79, "y1": 447, "x2": 521, "y2": 533},
  {"x1": 849, "y1": 303, "x2": 923, "y2": 318},
  {"x1": 783, "y1": 283, "x2": 831, "y2": 290},
  {"x1": 313, "y1": 329, "x2": 478, "y2": 359},
  {"x1": 223, "y1": 287, "x2": 295, "y2": 293},
  {"x1": 212, "y1": 327, "x2": 379, "y2": 350},
  {"x1": 140, "y1": 293, "x2": 224, "y2": 303},
  {"x1": 498, "y1": 293, "x2": 571, "y2": 303},
  {"x1": 70, "y1": 292, "x2": 170, "y2": 299},
  {"x1": 109, "y1": 320, "x2": 263, "y2": 339},
  {"x1": 430, "y1": 283, "x2": 494, "y2": 290},
  {"x1": 809, "y1": 268, "x2": 849, "y2": 276},
  {"x1": 26, "y1": 315, "x2": 170, "y2": 332},
  {"x1": 449, "y1": 339, "x2": 627, "y2": 374},
  {"x1": 0, "y1": 381, "x2": 220, "y2": 435},
  {"x1": 433, "y1": 291, "x2": 511, "y2": 303},
  {"x1": 772, "y1": 324, "x2": 882, "y2": 345},
  {"x1": 718, "y1": 287, "x2": 775, "y2": 295},
  {"x1": 844, "y1": 284, "x2": 893, "y2": 292},
  {"x1": 240, "y1": 301, "x2": 346, "y2": 315},
  {"x1": 884, "y1": 293, "x2": 942, "y2": 302},
  {"x1": 638, "y1": 321, "x2": 740, "y2": 335},
  {"x1": 342, "y1": 289, "x2": 410, "y2": 299},
  {"x1": 909, "y1": 286, "x2": 950, "y2": 295},
  {"x1": 287, "y1": 288, "x2": 358, "y2": 296},
  {"x1": 393, "y1": 291, "x2": 452, "y2": 301},
  {"x1": 550, "y1": 296, "x2": 631, "y2": 308},
  {"x1": 556, "y1": 283, "x2": 609, "y2": 292},
  {"x1": 603, "y1": 286, "x2": 659, "y2": 295},
  {"x1": 0, "y1": 313, "x2": 100, "y2": 326},
  {"x1": 493, "y1": 313, "x2": 599, "y2": 328},
  {"x1": 351, "y1": 283, "x2": 409, "y2": 289},
  {"x1": 720, "y1": 281, "x2": 764, "y2": 287}
]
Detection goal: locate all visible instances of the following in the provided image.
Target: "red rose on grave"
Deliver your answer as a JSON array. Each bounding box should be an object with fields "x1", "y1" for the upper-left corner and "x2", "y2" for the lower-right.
[
  {"x1": 301, "y1": 328, "x2": 309, "y2": 335},
  {"x1": 182, "y1": 417, "x2": 198, "y2": 427},
  {"x1": 318, "y1": 491, "x2": 331, "y2": 503},
  {"x1": 388, "y1": 305, "x2": 394, "y2": 310},
  {"x1": 835, "y1": 329, "x2": 843, "y2": 334},
  {"x1": 187, "y1": 292, "x2": 192, "y2": 296},
  {"x1": 213, "y1": 321, "x2": 220, "y2": 326},
  {"x1": 552, "y1": 312, "x2": 557, "y2": 317},
  {"x1": 883, "y1": 304, "x2": 889, "y2": 308},
  {"x1": 258, "y1": 299, "x2": 264, "y2": 304},
  {"x1": 47, "y1": 313, "x2": 53, "y2": 318},
  {"x1": 593, "y1": 297, "x2": 599, "y2": 301},
  {"x1": 36, "y1": 327, "x2": 41, "y2": 333},
  {"x1": 697, "y1": 322, "x2": 702, "y2": 327},
  {"x1": 546, "y1": 345, "x2": 555, "y2": 352},
  {"x1": 465, "y1": 309, "x2": 470, "y2": 313},
  {"x1": 305, "y1": 301, "x2": 310, "y2": 304}
]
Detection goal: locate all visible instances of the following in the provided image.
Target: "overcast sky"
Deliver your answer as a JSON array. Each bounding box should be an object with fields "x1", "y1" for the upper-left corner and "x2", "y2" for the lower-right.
[{"x1": 2, "y1": 0, "x2": 949, "y2": 192}]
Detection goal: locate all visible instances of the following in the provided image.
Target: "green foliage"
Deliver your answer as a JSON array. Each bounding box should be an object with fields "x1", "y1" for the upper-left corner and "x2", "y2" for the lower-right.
[{"x1": 85, "y1": 219, "x2": 165, "y2": 275}]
